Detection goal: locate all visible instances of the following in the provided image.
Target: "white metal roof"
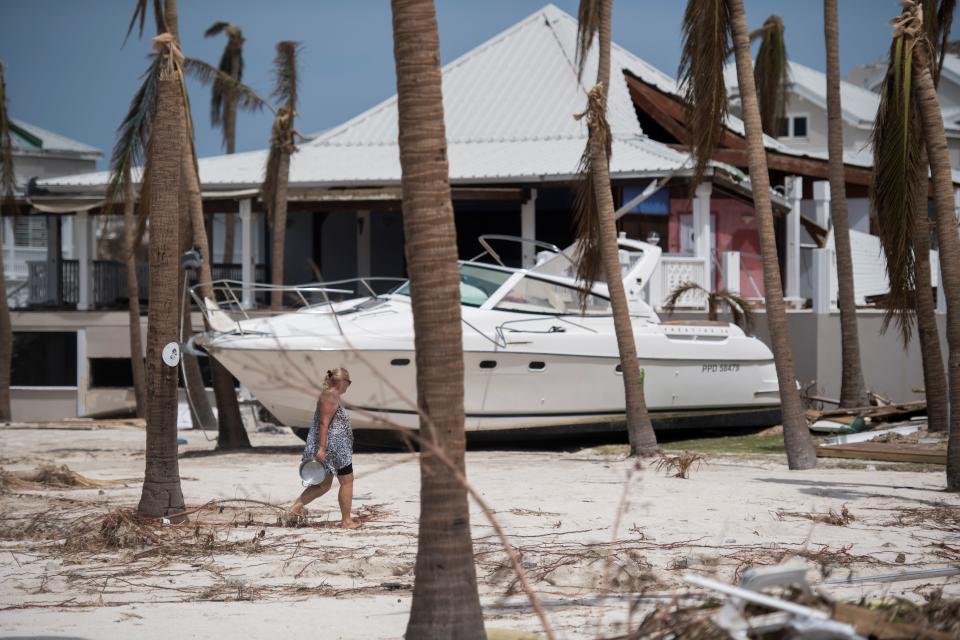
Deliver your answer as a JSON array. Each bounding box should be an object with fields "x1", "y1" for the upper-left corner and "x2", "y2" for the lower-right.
[
  {"x1": 10, "y1": 118, "x2": 102, "y2": 158},
  {"x1": 40, "y1": 5, "x2": 696, "y2": 192}
]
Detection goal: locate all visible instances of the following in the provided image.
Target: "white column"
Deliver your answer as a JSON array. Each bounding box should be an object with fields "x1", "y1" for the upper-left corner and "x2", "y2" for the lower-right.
[
  {"x1": 239, "y1": 199, "x2": 254, "y2": 309},
  {"x1": 812, "y1": 248, "x2": 833, "y2": 314},
  {"x1": 76, "y1": 211, "x2": 91, "y2": 311},
  {"x1": 76, "y1": 328, "x2": 88, "y2": 417},
  {"x1": 785, "y1": 176, "x2": 802, "y2": 303},
  {"x1": 356, "y1": 210, "x2": 371, "y2": 278},
  {"x1": 693, "y1": 182, "x2": 713, "y2": 290},
  {"x1": 722, "y1": 251, "x2": 740, "y2": 295},
  {"x1": 521, "y1": 188, "x2": 538, "y2": 268},
  {"x1": 813, "y1": 180, "x2": 831, "y2": 229}
]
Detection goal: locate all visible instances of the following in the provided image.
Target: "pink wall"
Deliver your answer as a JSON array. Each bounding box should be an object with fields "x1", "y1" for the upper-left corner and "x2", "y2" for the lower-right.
[{"x1": 668, "y1": 196, "x2": 765, "y2": 296}]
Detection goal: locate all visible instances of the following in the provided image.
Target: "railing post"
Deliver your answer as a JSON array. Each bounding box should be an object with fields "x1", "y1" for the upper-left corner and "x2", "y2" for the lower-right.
[
  {"x1": 722, "y1": 251, "x2": 741, "y2": 295},
  {"x1": 812, "y1": 247, "x2": 833, "y2": 315},
  {"x1": 239, "y1": 198, "x2": 254, "y2": 309}
]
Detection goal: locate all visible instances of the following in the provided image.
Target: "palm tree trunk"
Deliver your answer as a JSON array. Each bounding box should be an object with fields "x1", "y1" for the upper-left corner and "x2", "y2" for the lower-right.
[
  {"x1": 729, "y1": 0, "x2": 817, "y2": 469},
  {"x1": 591, "y1": 0, "x2": 657, "y2": 456},
  {"x1": 138, "y1": 71, "x2": 186, "y2": 518},
  {"x1": 0, "y1": 226, "x2": 11, "y2": 422},
  {"x1": 391, "y1": 0, "x2": 485, "y2": 636},
  {"x1": 124, "y1": 172, "x2": 148, "y2": 418},
  {"x1": 824, "y1": 0, "x2": 868, "y2": 408},
  {"x1": 913, "y1": 205, "x2": 949, "y2": 431},
  {"x1": 269, "y1": 150, "x2": 290, "y2": 310},
  {"x1": 911, "y1": 41, "x2": 960, "y2": 491}
]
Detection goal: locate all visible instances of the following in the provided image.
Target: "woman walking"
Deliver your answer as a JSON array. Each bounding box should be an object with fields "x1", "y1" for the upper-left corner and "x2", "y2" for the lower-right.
[{"x1": 290, "y1": 367, "x2": 359, "y2": 528}]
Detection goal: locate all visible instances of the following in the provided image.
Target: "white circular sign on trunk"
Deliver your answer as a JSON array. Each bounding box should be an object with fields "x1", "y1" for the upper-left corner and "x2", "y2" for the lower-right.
[{"x1": 162, "y1": 342, "x2": 181, "y2": 367}]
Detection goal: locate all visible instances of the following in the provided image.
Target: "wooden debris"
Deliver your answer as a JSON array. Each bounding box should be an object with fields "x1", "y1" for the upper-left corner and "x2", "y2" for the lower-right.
[
  {"x1": 0, "y1": 418, "x2": 146, "y2": 431},
  {"x1": 816, "y1": 443, "x2": 946, "y2": 465},
  {"x1": 833, "y1": 602, "x2": 956, "y2": 640}
]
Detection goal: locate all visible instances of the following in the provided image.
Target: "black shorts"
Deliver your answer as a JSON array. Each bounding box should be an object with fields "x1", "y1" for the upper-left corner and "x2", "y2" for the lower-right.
[{"x1": 337, "y1": 464, "x2": 353, "y2": 476}]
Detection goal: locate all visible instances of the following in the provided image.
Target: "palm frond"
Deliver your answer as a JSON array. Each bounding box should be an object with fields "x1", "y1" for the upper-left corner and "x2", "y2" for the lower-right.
[
  {"x1": 715, "y1": 289, "x2": 755, "y2": 333},
  {"x1": 182, "y1": 57, "x2": 269, "y2": 116},
  {"x1": 575, "y1": 0, "x2": 602, "y2": 81},
  {"x1": 103, "y1": 54, "x2": 164, "y2": 217},
  {"x1": 272, "y1": 41, "x2": 302, "y2": 111},
  {"x1": 661, "y1": 281, "x2": 708, "y2": 314},
  {"x1": 872, "y1": 8, "x2": 926, "y2": 345},
  {"x1": 572, "y1": 84, "x2": 611, "y2": 300},
  {"x1": 678, "y1": 0, "x2": 731, "y2": 190},
  {"x1": 0, "y1": 61, "x2": 18, "y2": 215},
  {"x1": 123, "y1": 0, "x2": 165, "y2": 45},
  {"x1": 204, "y1": 21, "x2": 230, "y2": 38},
  {"x1": 752, "y1": 15, "x2": 790, "y2": 136}
]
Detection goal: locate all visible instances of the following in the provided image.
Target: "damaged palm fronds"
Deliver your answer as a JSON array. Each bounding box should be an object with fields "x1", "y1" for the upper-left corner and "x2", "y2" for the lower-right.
[
  {"x1": 572, "y1": 82, "x2": 612, "y2": 298},
  {"x1": 750, "y1": 15, "x2": 790, "y2": 137},
  {"x1": 654, "y1": 451, "x2": 706, "y2": 479},
  {"x1": 871, "y1": 5, "x2": 929, "y2": 345},
  {"x1": 678, "y1": 0, "x2": 732, "y2": 191}
]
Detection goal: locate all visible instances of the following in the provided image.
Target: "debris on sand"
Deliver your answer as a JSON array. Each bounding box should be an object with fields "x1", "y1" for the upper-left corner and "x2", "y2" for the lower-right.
[
  {"x1": 775, "y1": 505, "x2": 855, "y2": 527},
  {"x1": 0, "y1": 463, "x2": 118, "y2": 491},
  {"x1": 654, "y1": 452, "x2": 706, "y2": 479}
]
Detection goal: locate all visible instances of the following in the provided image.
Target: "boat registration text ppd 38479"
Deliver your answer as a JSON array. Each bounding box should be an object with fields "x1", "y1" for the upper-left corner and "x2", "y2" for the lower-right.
[{"x1": 702, "y1": 363, "x2": 741, "y2": 373}]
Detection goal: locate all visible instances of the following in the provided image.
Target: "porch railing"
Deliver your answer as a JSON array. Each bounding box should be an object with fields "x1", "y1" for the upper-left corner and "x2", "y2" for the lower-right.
[{"x1": 25, "y1": 260, "x2": 266, "y2": 309}]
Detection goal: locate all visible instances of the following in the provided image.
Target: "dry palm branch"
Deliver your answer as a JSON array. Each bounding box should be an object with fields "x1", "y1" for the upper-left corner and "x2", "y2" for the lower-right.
[
  {"x1": 123, "y1": 0, "x2": 166, "y2": 46},
  {"x1": 204, "y1": 22, "x2": 245, "y2": 143},
  {"x1": 870, "y1": 7, "x2": 928, "y2": 345},
  {"x1": 750, "y1": 15, "x2": 790, "y2": 137},
  {"x1": 661, "y1": 280, "x2": 755, "y2": 334}
]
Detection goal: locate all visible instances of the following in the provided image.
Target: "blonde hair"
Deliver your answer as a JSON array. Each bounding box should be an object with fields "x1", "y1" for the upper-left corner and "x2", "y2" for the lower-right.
[{"x1": 321, "y1": 367, "x2": 351, "y2": 391}]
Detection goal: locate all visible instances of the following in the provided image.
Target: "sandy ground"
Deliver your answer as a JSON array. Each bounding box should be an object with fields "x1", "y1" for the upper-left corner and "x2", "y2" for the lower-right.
[{"x1": 0, "y1": 425, "x2": 958, "y2": 639}]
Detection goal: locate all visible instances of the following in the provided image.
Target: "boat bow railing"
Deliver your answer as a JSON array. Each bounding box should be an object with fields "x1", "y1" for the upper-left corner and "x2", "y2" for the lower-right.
[{"x1": 189, "y1": 277, "x2": 409, "y2": 333}]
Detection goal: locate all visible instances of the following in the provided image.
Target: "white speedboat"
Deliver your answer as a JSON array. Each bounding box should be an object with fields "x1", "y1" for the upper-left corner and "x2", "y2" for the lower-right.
[{"x1": 193, "y1": 236, "x2": 780, "y2": 436}]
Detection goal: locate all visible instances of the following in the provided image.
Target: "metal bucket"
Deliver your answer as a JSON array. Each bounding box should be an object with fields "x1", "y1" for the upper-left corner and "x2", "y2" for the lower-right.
[{"x1": 299, "y1": 459, "x2": 328, "y2": 486}]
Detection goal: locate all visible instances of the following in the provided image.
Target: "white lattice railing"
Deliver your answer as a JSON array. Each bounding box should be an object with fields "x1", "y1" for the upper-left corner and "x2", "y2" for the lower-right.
[{"x1": 646, "y1": 255, "x2": 708, "y2": 310}]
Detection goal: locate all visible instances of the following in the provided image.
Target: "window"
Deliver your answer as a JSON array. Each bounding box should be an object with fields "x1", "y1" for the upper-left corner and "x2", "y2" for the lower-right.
[
  {"x1": 12, "y1": 331, "x2": 77, "y2": 387},
  {"x1": 778, "y1": 114, "x2": 809, "y2": 140},
  {"x1": 393, "y1": 263, "x2": 511, "y2": 308},
  {"x1": 494, "y1": 276, "x2": 612, "y2": 316},
  {"x1": 89, "y1": 358, "x2": 133, "y2": 388},
  {"x1": 13, "y1": 217, "x2": 47, "y2": 248}
]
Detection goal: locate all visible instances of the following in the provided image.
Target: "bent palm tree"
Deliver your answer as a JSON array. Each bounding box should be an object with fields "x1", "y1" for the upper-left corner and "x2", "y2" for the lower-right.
[
  {"x1": 205, "y1": 21, "x2": 245, "y2": 263},
  {"x1": 0, "y1": 61, "x2": 15, "y2": 421},
  {"x1": 662, "y1": 282, "x2": 755, "y2": 334},
  {"x1": 123, "y1": 171, "x2": 147, "y2": 417},
  {"x1": 574, "y1": 0, "x2": 658, "y2": 457},
  {"x1": 680, "y1": 0, "x2": 817, "y2": 469},
  {"x1": 824, "y1": 0, "x2": 869, "y2": 408},
  {"x1": 390, "y1": 0, "x2": 485, "y2": 637},
  {"x1": 261, "y1": 42, "x2": 300, "y2": 311},
  {"x1": 877, "y1": 2, "x2": 960, "y2": 490}
]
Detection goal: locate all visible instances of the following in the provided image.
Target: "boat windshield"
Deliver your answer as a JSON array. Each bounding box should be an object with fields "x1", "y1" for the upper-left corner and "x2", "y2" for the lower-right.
[
  {"x1": 391, "y1": 263, "x2": 512, "y2": 307},
  {"x1": 494, "y1": 275, "x2": 612, "y2": 316}
]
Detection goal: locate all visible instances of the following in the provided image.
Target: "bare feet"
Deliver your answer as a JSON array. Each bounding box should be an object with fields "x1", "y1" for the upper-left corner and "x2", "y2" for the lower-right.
[{"x1": 339, "y1": 519, "x2": 361, "y2": 529}]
